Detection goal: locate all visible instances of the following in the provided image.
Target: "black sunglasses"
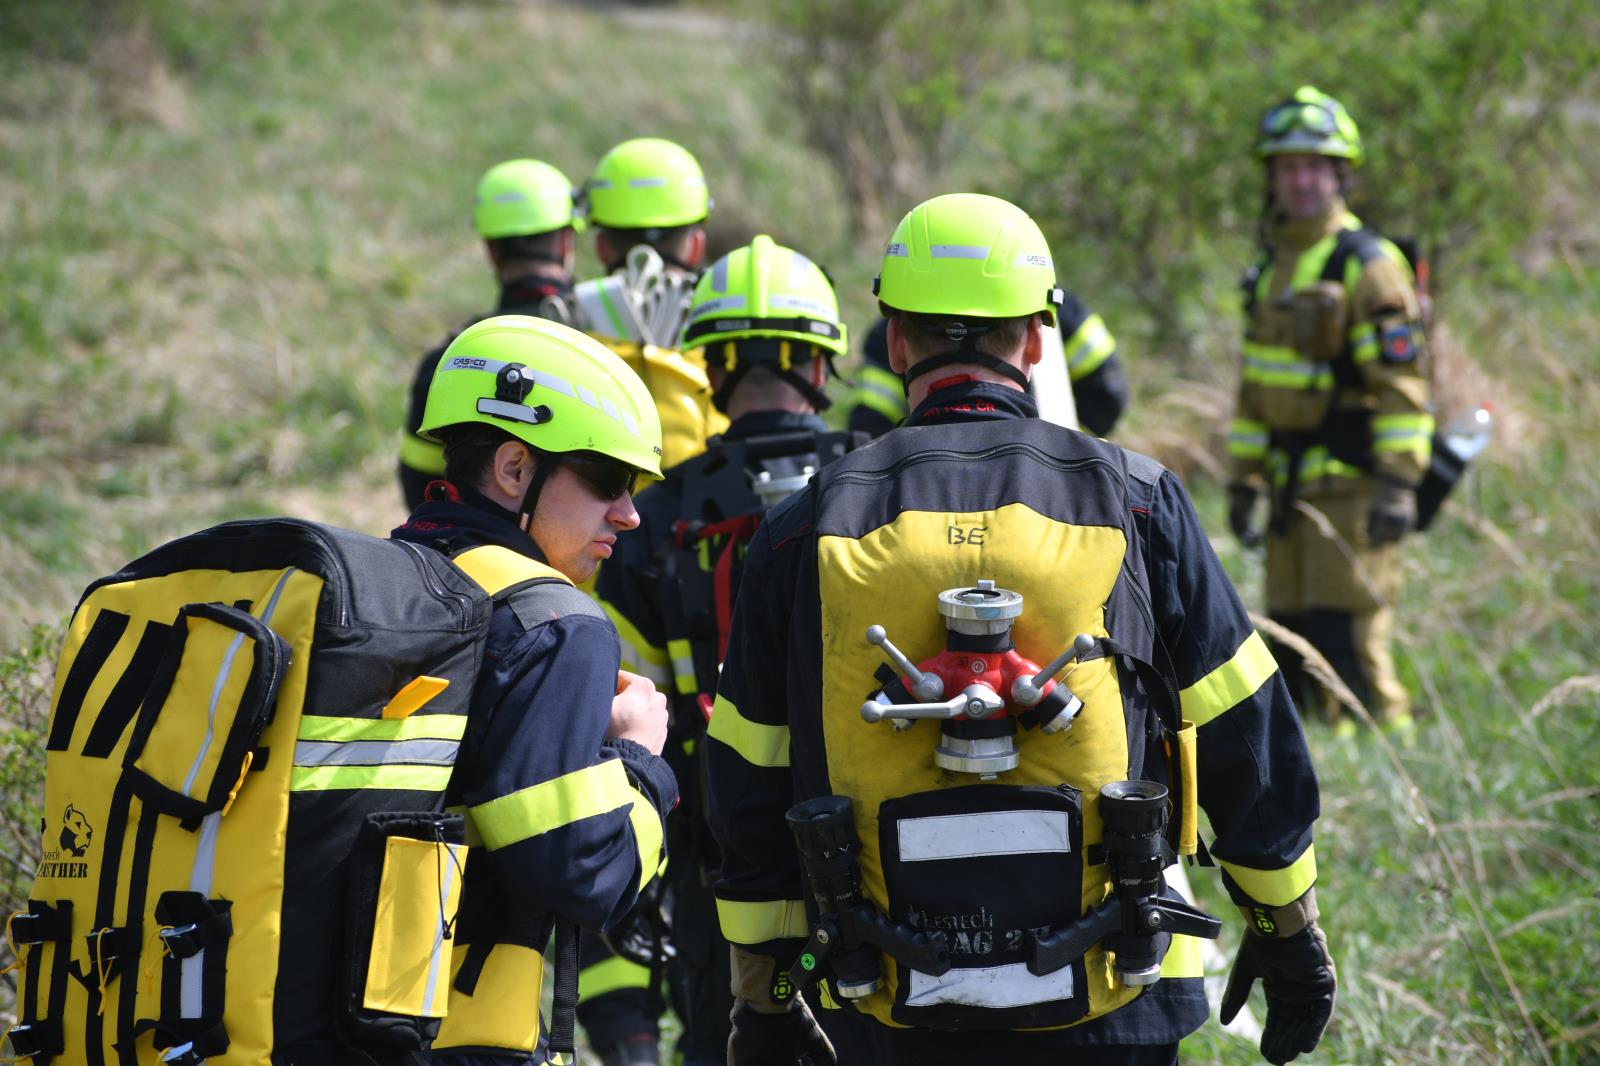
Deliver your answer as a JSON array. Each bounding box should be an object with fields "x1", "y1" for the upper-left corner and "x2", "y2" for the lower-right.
[{"x1": 561, "y1": 452, "x2": 639, "y2": 501}]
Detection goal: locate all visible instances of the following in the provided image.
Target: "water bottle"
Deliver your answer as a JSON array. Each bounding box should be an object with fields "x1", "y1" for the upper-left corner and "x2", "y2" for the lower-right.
[{"x1": 1441, "y1": 405, "x2": 1492, "y2": 462}]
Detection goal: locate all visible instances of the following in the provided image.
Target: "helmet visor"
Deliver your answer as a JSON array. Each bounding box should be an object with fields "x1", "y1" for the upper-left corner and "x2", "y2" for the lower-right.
[
  {"x1": 561, "y1": 451, "x2": 640, "y2": 501},
  {"x1": 1261, "y1": 100, "x2": 1339, "y2": 138}
]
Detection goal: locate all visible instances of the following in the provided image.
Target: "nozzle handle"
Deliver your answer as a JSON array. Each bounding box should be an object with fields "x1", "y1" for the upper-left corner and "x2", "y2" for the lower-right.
[
  {"x1": 866, "y1": 625, "x2": 942, "y2": 701},
  {"x1": 1013, "y1": 634, "x2": 1098, "y2": 707}
]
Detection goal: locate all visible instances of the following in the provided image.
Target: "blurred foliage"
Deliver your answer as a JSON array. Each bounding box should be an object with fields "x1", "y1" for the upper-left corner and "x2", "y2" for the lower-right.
[{"x1": 0, "y1": 625, "x2": 58, "y2": 1016}]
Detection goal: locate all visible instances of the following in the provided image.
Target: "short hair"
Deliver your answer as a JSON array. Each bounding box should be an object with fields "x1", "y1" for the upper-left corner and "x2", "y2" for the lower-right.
[
  {"x1": 889, "y1": 311, "x2": 1035, "y2": 364},
  {"x1": 596, "y1": 223, "x2": 698, "y2": 266},
  {"x1": 441, "y1": 425, "x2": 521, "y2": 489},
  {"x1": 485, "y1": 228, "x2": 568, "y2": 265}
]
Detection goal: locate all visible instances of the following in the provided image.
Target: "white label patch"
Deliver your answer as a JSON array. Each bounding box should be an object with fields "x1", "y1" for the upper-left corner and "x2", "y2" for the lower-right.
[
  {"x1": 905, "y1": 960, "x2": 1074, "y2": 1009},
  {"x1": 897, "y1": 810, "x2": 1070, "y2": 862}
]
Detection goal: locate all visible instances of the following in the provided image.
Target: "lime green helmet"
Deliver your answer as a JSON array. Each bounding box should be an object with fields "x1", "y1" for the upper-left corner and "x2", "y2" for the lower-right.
[
  {"x1": 1255, "y1": 86, "x2": 1365, "y2": 166},
  {"x1": 874, "y1": 193, "x2": 1063, "y2": 325},
  {"x1": 681, "y1": 235, "x2": 847, "y2": 412},
  {"x1": 474, "y1": 159, "x2": 581, "y2": 239},
  {"x1": 419, "y1": 315, "x2": 663, "y2": 481},
  {"x1": 583, "y1": 137, "x2": 710, "y2": 230}
]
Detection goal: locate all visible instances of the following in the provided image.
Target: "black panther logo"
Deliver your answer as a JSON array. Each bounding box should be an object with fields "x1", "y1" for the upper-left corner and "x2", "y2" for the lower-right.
[{"x1": 59, "y1": 804, "x2": 93, "y2": 858}]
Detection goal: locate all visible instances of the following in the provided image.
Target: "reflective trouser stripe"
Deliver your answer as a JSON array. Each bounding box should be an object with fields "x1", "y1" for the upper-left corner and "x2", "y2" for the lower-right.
[
  {"x1": 579, "y1": 955, "x2": 652, "y2": 1000},
  {"x1": 667, "y1": 637, "x2": 698, "y2": 695},
  {"x1": 716, "y1": 897, "x2": 810, "y2": 945},
  {"x1": 400, "y1": 432, "x2": 447, "y2": 475},
  {"x1": 1221, "y1": 845, "x2": 1318, "y2": 907},
  {"x1": 1180, "y1": 631, "x2": 1278, "y2": 727},
  {"x1": 1065, "y1": 313, "x2": 1116, "y2": 380},
  {"x1": 705, "y1": 694, "x2": 789, "y2": 767}
]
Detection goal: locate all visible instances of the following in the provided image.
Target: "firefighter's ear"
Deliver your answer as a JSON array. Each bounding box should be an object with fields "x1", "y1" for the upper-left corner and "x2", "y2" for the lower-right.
[
  {"x1": 1022, "y1": 314, "x2": 1045, "y2": 367},
  {"x1": 885, "y1": 316, "x2": 910, "y2": 375}
]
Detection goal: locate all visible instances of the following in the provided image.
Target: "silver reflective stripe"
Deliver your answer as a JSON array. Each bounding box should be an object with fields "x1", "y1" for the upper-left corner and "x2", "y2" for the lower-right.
[
  {"x1": 629, "y1": 177, "x2": 668, "y2": 188},
  {"x1": 897, "y1": 810, "x2": 1070, "y2": 862},
  {"x1": 421, "y1": 845, "x2": 461, "y2": 1015},
  {"x1": 711, "y1": 255, "x2": 730, "y2": 293},
  {"x1": 183, "y1": 569, "x2": 296, "y2": 1022},
  {"x1": 493, "y1": 192, "x2": 526, "y2": 204},
  {"x1": 692, "y1": 294, "x2": 746, "y2": 318},
  {"x1": 906, "y1": 960, "x2": 1074, "y2": 1009},
  {"x1": 181, "y1": 568, "x2": 295, "y2": 798},
  {"x1": 929, "y1": 244, "x2": 990, "y2": 260},
  {"x1": 528, "y1": 369, "x2": 577, "y2": 398},
  {"x1": 293, "y1": 738, "x2": 461, "y2": 768},
  {"x1": 770, "y1": 294, "x2": 828, "y2": 316}
]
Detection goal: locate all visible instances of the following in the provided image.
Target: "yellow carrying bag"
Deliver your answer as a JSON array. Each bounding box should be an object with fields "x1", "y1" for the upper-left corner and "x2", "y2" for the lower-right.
[{"x1": 4, "y1": 519, "x2": 556, "y2": 1066}]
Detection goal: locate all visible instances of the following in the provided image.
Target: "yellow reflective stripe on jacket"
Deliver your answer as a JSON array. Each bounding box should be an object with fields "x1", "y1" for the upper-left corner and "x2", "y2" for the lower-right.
[
  {"x1": 579, "y1": 955, "x2": 651, "y2": 1000},
  {"x1": 453, "y1": 545, "x2": 572, "y2": 598},
  {"x1": 471, "y1": 758, "x2": 643, "y2": 851},
  {"x1": 667, "y1": 637, "x2": 698, "y2": 695},
  {"x1": 290, "y1": 763, "x2": 454, "y2": 792},
  {"x1": 400, "y1": 432, "x2": 446, "y2": 475},
  {"x1": 1227, "y1": 418, "x2": 1269, "y2": 460},
  {"x1": 602, "y1": 601, "x2": 672, "y2": 688},
  {"x1": 716, "y1": 897, "x2": 810, "y2": 945},
  {"x1": 1348, "y1": 322, "x2": 1380, "y2": 365},
  {"x1": 706, "y1": 693, "x2": 789, "y2": 768},
  {"x1": 627, "y1": 785, "x2": 667, "y2": 892},
  {"x1": 1372, "y1": 413, "x2": 1435, "y2": 458},
  {"x1": 1064, "y1": 312, "x2": 1116, "y2": 380},
  {"x1": 298, "y1": 714, "x2": 468, "y2": 743},
  {"x1": 851, "y1": 364, "x2": 908, "y2": 421},
  {"x1": 1159, "y1": 933, "x2": 1204, "y2": 979},
  {"x1": 1290, "y1": 233, "x2": 1342, "y2": 290},
  {"x1": 1242, "y1": 342, "x2": 1334, "y2": 390},
  {"x1": 1221, "y1": 845, "x2": 1318, "y2": 907},
  {"x1": 1179, "y1": 631, "x2": 1278, "y2": 728}
]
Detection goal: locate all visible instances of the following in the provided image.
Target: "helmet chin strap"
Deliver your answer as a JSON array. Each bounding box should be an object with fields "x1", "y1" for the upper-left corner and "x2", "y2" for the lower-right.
[
  {"x1": 899, "y1": 319, "x2": 1030, "y2": 391},
  {"x1": 515, "y1": 452, "x2": 557, "y2": 560},
  {"x1": 902, "y1": 349, "x2": 1030, "y2": 390}
]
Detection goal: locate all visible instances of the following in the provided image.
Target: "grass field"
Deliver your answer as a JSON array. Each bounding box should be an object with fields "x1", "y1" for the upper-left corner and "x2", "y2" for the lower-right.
[{"x1": 2, "y1": 2, "x2": 1596, "y2": 1062}]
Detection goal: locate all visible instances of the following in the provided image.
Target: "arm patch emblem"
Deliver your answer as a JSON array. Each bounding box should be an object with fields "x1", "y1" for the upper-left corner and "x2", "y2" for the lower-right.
[{"x1": 1380, "y1": 322, "x2": 1419, "y2": 363}]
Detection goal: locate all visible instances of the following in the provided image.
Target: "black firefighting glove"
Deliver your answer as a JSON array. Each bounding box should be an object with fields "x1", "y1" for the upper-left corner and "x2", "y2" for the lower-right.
[
  {"x1": 1367, "y1": 477, "x2": 1418, "y2": 546},
  {"x1": 1220, "y1": 891, "x2": 1336, "y2": 1065},
  {"x1": 727, "y1": 945, "x2": 836, "y2": 1066},
  {"x1": 1227, "y1": 481, "x2": 1264, "y2": 548},
  {"x1": 727, "y1": 999, "x2": 836, "y2": 1066}
]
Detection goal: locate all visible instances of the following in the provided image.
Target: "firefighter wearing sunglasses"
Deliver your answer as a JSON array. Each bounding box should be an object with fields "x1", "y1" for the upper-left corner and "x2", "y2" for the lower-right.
[
  {"x1": 1226, "y1": 86, "x2": 1432, "y2": 737},
  {"x1": 393, "y1": 315, "x2": 677, "y2": 1066}
]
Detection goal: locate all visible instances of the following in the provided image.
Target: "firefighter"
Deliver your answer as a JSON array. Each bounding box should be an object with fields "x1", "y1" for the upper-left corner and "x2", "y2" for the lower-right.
[
  {"x1": 706, "y1": 194, "x2": 1335, "y2": 1065},
  {"x1": 574, "y1": 137, "x2": 728, "y2": 469},
  {"x1": 1226, "y1": 86, "x2": 1432, "y2": 735},
  {"x1": 399, "y1": 158, "x2": 582, "y2": 509},
  {"x1": 393, "y1": 315, "x2": 677, "y2": 1065},
  {"x1": 842, "y1": 290, "x2": 1130, "y2": 438},
  {"x1": 594, "y1": 235, "x2": 856, "y2": 1066}
]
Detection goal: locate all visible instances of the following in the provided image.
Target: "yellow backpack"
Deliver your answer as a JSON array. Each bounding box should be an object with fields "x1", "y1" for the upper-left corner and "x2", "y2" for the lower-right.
[{"x1": 5, "y1": 519, "x2": 560, "y2": 1066}]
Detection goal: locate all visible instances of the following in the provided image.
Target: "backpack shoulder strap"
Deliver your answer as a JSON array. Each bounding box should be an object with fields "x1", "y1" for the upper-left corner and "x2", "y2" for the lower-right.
[
  {"x1": 1319, "y1": 226, "x2": 1386, "y2": 285},
  {"x1": 452, "y1": 544, "x2": 605, "y2": 632}
]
